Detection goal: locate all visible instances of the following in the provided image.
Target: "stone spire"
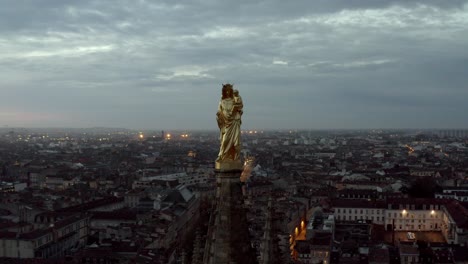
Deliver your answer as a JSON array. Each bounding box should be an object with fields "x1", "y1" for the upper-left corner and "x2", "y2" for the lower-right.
[
  {"x1": 203, "y1": 84, "x2": 257, "y2": 264},
  {"x1": 203, "y1": 169, "x2": 258, "y2": 264}
]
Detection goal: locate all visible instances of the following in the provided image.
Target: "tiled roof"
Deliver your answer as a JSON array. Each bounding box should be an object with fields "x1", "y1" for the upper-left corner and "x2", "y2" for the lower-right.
[
  {"x1": 56, "y1": 197, "x2": 123, "y2": 213},
  {"x1": 444, "y1": 201, "x2": 468, "y2": 228},
  {"x1": 332, "y1": 199, "x2": 386, "y2": 209},
  {"x1": 92, "y1": 210, "x2": 137, "y2": 221}
]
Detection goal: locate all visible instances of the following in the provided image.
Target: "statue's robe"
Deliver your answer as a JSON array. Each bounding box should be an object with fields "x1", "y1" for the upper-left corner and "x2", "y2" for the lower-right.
[{"x1": 217, "y1": 97, "x2": 241, "y2": 161}]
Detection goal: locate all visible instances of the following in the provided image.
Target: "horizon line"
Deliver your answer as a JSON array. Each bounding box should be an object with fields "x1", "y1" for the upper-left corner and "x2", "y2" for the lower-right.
[{"x1": 1, "y1": 127, "x2": 468, "y2": 131}]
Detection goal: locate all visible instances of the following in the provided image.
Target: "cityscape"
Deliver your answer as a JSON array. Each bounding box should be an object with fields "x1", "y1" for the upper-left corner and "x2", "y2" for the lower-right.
[
  {"x1": 0, "y1": 128, "x2": 468, "y2": 263},
  {"x1": 2, "y1": 0, "x2": 468, "y2": 263}
]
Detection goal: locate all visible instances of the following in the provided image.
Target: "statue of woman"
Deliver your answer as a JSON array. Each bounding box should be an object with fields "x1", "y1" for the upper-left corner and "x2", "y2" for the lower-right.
[{"x1": 216, "y1": 84, "x2": 242, "y2": 162}]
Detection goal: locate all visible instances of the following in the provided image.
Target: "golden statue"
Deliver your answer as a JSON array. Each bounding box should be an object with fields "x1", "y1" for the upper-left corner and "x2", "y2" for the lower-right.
[{"x1": 215, "y1": 84, "x2": 243, "y2": 171}]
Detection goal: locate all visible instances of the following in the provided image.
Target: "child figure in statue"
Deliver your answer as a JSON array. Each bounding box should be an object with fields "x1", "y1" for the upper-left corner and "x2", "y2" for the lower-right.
[{"x1": 216, "y1": 84, "x2": 242, "y2": 163}]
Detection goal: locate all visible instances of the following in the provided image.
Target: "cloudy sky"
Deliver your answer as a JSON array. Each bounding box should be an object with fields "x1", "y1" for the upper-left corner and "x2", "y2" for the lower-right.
[{"x1": 1, "y1": 0, "x2": 467, "y2": 130}]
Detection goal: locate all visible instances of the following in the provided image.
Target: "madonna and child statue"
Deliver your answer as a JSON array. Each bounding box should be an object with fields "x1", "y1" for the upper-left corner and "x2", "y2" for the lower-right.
[{"x1": 215, "y1": 83, "x2": 244, "y2": 171}]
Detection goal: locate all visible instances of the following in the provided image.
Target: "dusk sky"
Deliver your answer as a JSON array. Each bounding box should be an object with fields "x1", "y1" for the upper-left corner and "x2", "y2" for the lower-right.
[{"x1": 1, "y1": 0, "x2": 467, "y2": 130}]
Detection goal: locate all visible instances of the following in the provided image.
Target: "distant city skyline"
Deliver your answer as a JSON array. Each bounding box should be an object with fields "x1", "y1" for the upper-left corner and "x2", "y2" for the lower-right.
[
  {"x1": 1, "y1": 127, "x2": 468, "y2": 134},
  {"x1": 1, "y1": 0, "x2": 468, "y2": 129}
]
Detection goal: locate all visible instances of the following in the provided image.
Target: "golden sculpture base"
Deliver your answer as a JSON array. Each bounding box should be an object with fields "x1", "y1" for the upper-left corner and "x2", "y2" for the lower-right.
[{"x1": 215, "y1": 159, "x2": 243, "y2": 172}]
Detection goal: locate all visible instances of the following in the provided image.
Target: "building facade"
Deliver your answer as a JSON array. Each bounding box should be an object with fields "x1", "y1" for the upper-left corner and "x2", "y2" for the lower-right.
[{"x1": 332, "y1": 198, "x2": 468, "y2": 245}]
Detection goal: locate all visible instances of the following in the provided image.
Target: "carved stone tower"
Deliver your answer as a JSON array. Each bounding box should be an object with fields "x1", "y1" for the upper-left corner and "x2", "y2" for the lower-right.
[
  {"x1": 203, "y1": 169, "x2": 257, "y2": 264},
  {"x1": 203, "y1": 85, "x2": 257, "y2": 263}
]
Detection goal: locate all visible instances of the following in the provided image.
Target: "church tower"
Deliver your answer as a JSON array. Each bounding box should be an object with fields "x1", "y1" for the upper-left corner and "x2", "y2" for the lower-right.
[{"x1": 203, "y1": 85, "x2": 257, "y2": 264}]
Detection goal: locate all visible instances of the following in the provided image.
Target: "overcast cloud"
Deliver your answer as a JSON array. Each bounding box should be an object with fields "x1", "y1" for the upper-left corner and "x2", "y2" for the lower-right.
[{"x1": 1, "y1": 0, "x2": 467, "y2": 130}]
